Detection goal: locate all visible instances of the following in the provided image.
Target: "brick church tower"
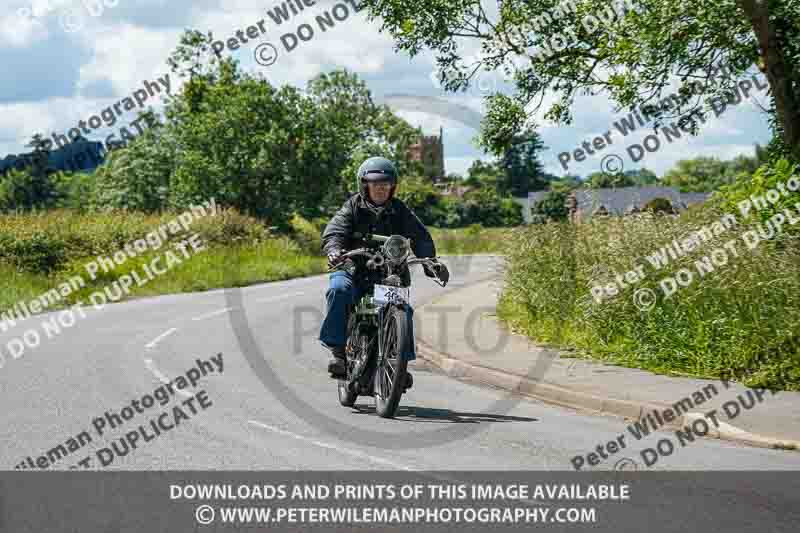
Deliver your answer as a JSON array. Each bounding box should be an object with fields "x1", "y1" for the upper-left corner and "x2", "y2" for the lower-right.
[{"x1": 408, "y1": 126, "x2": 445, "y2": 182}]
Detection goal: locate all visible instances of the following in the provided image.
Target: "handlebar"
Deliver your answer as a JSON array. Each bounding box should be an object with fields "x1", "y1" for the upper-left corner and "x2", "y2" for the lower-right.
[{"x1": 329, "y1": 251, "x2": 447, "y2": 286}]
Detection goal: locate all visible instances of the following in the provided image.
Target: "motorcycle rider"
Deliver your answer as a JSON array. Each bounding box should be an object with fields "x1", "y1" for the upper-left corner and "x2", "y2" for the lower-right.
[{"x1": 319, "y1": 156, "x2": 445, "y2": 380}]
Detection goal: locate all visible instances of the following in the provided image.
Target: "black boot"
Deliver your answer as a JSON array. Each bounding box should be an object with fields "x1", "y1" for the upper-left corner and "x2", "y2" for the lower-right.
[
  {"x1": 403, "y1": 371, "x2": 413, "y2": 391},
  {"x1": 327, "y1": 346, "x2": 346, "y2": 378}
]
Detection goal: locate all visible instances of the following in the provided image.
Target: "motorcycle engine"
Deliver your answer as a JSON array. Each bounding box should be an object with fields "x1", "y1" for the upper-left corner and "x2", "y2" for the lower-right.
[{"x1": 382, "y1": 274, "x2": 402, "y2": 287}]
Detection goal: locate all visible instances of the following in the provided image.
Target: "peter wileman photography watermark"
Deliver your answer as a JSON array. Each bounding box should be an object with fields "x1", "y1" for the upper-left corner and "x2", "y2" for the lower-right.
[
  {"x1": 589, "y1": 174, "x2": 800, "y2": 310},
  {"x1": 38, "y1": 75, "x2": 171, "y2": 153},
  {"x1": 13, "y1": 353, "x2": 224, "y2": 469},
  {"x1": 558, "y1": 60, "x2": 769, "y2": 172},
  {"x1": 0, "y1": 199, "x2": 219, "y2": 370},
  {"x1": 17, "y1": 0, "x2": 123, "y2": 34},
  {"x1": 570, "y1": 365, "x2": 782, "y2": 471},
  {"x1": 207, "y1": 0, "x2": 363, "y2": 68}
]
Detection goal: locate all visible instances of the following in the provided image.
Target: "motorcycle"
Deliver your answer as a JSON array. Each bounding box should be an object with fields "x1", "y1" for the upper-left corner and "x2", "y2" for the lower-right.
[{"x1": 328, "y1": 233, "x2": 450, "y2": 418}]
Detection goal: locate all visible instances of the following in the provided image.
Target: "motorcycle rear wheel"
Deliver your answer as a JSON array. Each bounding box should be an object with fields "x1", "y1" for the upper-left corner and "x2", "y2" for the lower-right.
[{"x1": 375, "y1": 304, "x2": 410, "y2": 419}]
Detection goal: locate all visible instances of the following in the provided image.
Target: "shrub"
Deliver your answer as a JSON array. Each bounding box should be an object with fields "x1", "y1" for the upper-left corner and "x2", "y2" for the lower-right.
[
  {"x1": 714, "y1": 158, "x2": 800, "y2": 231},
  {"x1": 288, "y1": 213, "x2": 325, "y2": 255},
  {"x1": 0, "y1": 208, "x2": 271, "y2": 275},
  {"x1": 643, "y1": 197, "x2": 675, "y2": 214},
  {"x1": 532, "y1": 190, "x2": 569, "y2": 221}
]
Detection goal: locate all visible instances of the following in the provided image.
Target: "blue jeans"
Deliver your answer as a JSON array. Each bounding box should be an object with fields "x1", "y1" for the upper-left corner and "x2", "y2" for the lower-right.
[{"x1": 318, "y1": 270, "x2": 416, "y2": 360}]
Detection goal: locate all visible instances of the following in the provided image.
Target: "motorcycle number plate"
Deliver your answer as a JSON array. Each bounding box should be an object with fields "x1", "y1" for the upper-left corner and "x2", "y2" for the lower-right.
[{"x1": 373, "y1": 284, "x2": 410, "y2": 306}]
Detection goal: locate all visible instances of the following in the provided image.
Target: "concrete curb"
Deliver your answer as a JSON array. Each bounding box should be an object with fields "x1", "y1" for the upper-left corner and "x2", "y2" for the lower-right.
[{"x1": 414, "y1": 305, "x2": 800, "y2": 453}]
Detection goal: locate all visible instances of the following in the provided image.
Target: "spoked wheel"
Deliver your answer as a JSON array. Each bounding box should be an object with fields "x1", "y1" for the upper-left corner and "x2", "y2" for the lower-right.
[
  {"x1": 338, "y1": 312, "x2": 359, "y2": 407},
  {"x1": 375, "y1": 305, "x2": 410, "y2": 419}
]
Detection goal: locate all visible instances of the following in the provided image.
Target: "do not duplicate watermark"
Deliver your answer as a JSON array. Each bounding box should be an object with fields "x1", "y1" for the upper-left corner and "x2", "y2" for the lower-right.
[
  {"x1": 589, "y1": 174, "x2": 800, "y2": 310},
  {"x1": 0, "y1": 199, "x2": 218, "y2": 371}
]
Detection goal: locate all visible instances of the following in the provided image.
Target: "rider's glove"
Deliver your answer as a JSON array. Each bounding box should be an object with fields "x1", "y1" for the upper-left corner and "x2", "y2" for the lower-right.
[
  {"x1": 423, "y1": 259, "x2": 449, "y2": 286},
  {"x1": 327, "y1": 248, "x2": 344, "y2": 269}
]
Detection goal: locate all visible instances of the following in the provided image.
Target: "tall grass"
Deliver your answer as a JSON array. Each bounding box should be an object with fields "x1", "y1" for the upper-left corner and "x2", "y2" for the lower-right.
[
  {"x1": 0, "y1": 209, "x2": 327, "y2": 315},
  {"x1": 1, "y1": 210, "x2": 507, "y2": 317},
  {"x1": 429, "y1": 225, "x2": 512, "y2": 254},
  {"x1": 498, "y1": 163, "x2": 800, "y2": 390}
]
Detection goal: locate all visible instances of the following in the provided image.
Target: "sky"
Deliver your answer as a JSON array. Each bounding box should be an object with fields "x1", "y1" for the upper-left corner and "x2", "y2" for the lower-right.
[{"x1": 0, "y1": 0, "x2": 775, "y2": 179}]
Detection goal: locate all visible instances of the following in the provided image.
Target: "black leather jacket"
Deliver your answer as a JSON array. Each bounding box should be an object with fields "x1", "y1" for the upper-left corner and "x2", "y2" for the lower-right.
[{"x1": 322, "y1": 193, "x2": 436, "y2": 262}]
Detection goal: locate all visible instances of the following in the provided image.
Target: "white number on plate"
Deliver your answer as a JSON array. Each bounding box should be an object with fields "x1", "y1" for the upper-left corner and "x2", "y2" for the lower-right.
[{"x1": 374, "y1": 284, "x2": 410, "y2": 305}]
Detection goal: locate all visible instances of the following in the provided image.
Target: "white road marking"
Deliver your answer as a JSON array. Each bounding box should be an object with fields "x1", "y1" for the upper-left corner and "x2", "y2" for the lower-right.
[
  {"x1": 248, "y1": 421, "x2": 545, "y2": 503},
  {"x1": 191, "y1": 307, "x2": 237, "y2": 321},
  {"x1": 143, "y1": 358, "x2": 192, "y2": 398},
  {"x1": 248, "y1": 420, "x2": 416, "y2": 471},
  {"x1": 145, "y1": 328, "x2": 177, "y2": 349},
  {"x1": 254, "y1": 291, "x2": 305, "y2": 303}
]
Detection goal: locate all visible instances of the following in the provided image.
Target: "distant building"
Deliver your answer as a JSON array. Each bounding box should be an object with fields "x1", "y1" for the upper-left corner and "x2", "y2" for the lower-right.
[
  {"x1": 0, "y1": 136, "x2": 105, "y2": 177},
  {"x1": 408, "y1": 127, "x2": 445, "y2": 182},
  {"x1": 526, "y1": 186, "x2": 711, "y2": 223}
]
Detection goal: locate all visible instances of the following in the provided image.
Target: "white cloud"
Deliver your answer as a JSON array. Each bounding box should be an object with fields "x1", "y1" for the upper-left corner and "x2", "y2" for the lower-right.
[{"x1": 0, "y1": 0, "x2": 778, "y2": 182}]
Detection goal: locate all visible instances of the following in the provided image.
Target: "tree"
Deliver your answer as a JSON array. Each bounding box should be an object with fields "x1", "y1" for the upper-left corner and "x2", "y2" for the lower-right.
[
  {"x1": 532, "y1": 190, "x2": 569, "y2": 221},
  {"x1": 461, "y1": 186, "x2": 521, "y2": 226},
  {"x1": 464, "y1": 159, "x2": 503, "y2": 190},
  {"x1": 549, "y1": 174, "x2": 583, "y2": 192},
  {"x1": 108, "y1": 30, "x2": 422, "y2": 224},
  {"x1": 661, "y1": 156, "x2": 745, "y2": 192},
  {"x1": 624, "y1": 168, "x2": 659, "y2": 185},
  {"x1": 395, "y1": 174, "x2": 440, "y2": 224},
  {"x1": 0, "y1": 135, "x2": 59, "y2": 211},
  {"x1": 498, "y1": 127, "x2": 547, "y2": 195},
  {"x1": 359, "y1": 1, "x2": 800, "y2": 161},
  {"x1": 587, "y1": 171, "x2": 635, "y2": 189}
]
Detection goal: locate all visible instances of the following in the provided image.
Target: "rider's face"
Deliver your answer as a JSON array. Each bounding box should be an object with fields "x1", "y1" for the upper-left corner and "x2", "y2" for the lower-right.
[{"x1": 367, "y1": 181, "x2": 392, "y2": 205}]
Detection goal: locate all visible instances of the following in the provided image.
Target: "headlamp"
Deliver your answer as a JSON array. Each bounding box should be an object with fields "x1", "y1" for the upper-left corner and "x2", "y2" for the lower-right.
[{"x1": 383, "y1": 235, "x2": 410, "y2": 264}]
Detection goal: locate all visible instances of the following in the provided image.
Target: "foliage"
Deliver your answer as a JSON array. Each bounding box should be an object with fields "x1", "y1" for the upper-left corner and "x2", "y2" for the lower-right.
[
  {"x1": 91, "y1": 113, "x2": 173, "y2": 212},
  {"x1": 428, "y1": 226, "x2": 515, "y2": 254},
  {"x1": 498, "y1": 194, "x2": 800, "y2": 390},
  {"x1": 587, "y1": 171, "x2": 636, "y2": 189},
  {"x1": 498, "y1": 127, "x2": 548, "y2": 195},
  {"x1": 549, "y1": 174, "x2": 583, "y2": 192},
  {"x1": 396, "y1": 172, "x2": 522, "y2": 228},
  {"x1": 288, "y1": 213, "x2": 326, "y2": 256},
  {"x1": 84, "y1": 31, "x2": 421, "y2": 226},
  {"x1": 642, "y1": 197, "x2": 675, "y2": 214},
  {"x1": 0, "y1": 208, "x2": 269, "y2": 275},
  {"x1": 532, "y1": 190, "x2": 570, "y2": 221},
  {"x1": 395, "y1": 174, "x2": 440, "y2": 221},
  {"x1": 661, "y1": 154, "x2": 760, "y2": 192},
  {"x1": 463, "y1": 159, "x2": 504, "y2": 190},
  {"x1": 715, "y1": 158, "x2": 800, "y2": 231},
  {"x1": 358, "y1": 0, "x2": 800, "y2": 162},
  {"x1": 0, "y1": 168, "x2": 59, "y2": 211},
  {"x1": 624, "y1": 168, "x2": 659, "y2": 185}
]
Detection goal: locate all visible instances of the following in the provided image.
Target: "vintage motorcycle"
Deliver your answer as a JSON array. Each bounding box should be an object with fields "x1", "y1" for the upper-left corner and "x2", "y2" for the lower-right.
[{"x1": 329, "y1": 233, "x2": 449, "y2": 419}]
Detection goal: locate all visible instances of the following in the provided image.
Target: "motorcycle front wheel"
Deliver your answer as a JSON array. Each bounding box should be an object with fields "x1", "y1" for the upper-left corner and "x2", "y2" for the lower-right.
[{"x1": 374, "y1": 304, "x2": 410, "y2": 419}]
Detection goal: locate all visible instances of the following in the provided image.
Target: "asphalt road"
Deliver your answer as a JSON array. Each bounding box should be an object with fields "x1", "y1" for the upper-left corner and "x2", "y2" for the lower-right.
[{"x1": 1, "y1": 256, "x2": 798, "y2": 471}]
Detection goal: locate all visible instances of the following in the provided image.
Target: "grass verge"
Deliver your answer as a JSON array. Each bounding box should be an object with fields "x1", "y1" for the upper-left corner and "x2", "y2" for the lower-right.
[{"x1": 496, "y1": 203, "x2": 800, "y2": 390}]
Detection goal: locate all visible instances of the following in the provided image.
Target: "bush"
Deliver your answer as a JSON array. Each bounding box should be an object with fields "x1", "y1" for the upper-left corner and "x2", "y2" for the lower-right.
[
  {"x1": 288, "y1": 213, "x2": 325, "y2": 255},
  {"x1": 0, "y1": 208, "x2": 271, "y2": 275},
  {"x1": 532, "y1": 190, "x2": 569, "y2": 221},
  {"x1": 0, "y1": 168, "x2": 60, "y2": 212},
  {"x1": 643, "y1": 197, "x2": 675, "y2": 214},
  {"x1": 715, "y1": 158, "x2": 800, "y2": 231}
]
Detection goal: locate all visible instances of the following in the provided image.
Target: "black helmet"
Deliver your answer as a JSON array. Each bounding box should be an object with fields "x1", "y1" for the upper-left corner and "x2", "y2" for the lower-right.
[{"x1": 356, "y1": 156, "x2": 398, "y2": 201}]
